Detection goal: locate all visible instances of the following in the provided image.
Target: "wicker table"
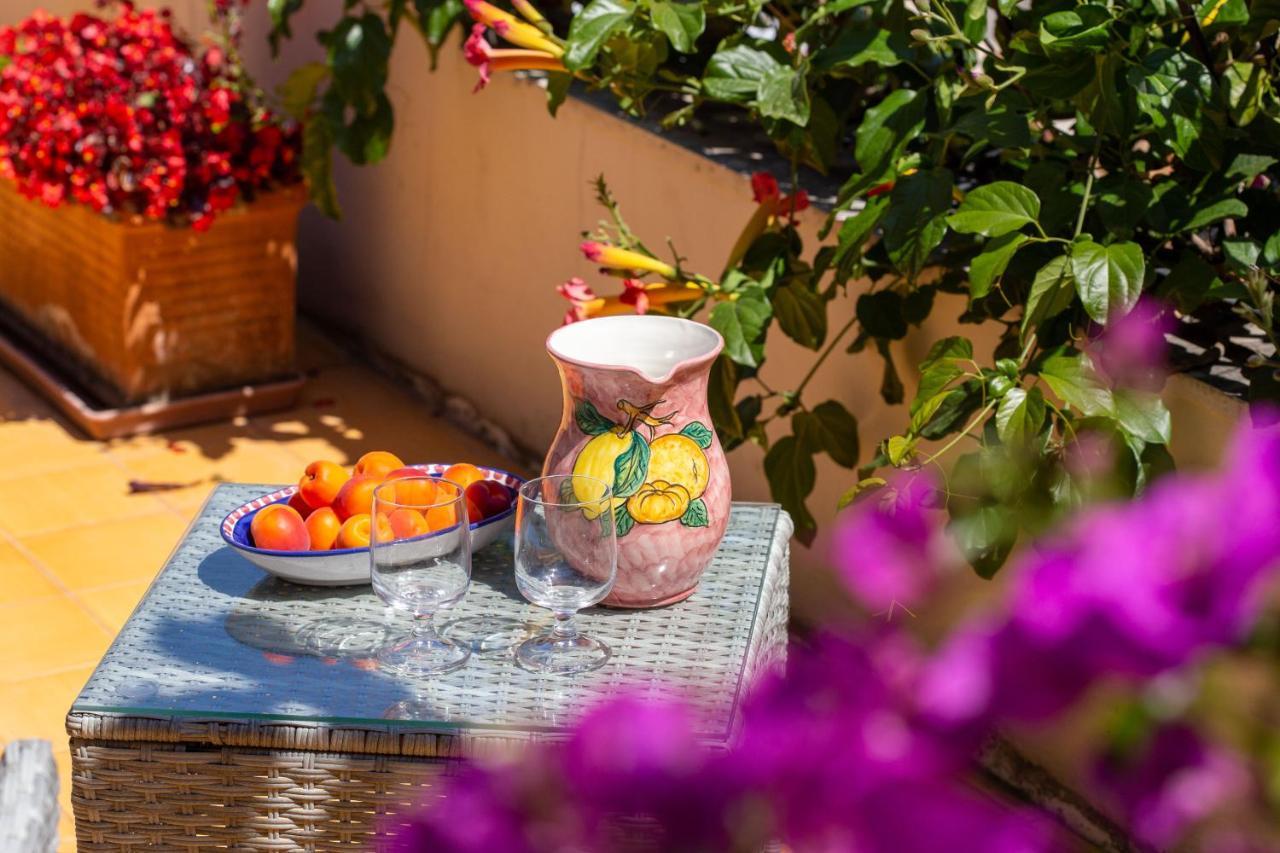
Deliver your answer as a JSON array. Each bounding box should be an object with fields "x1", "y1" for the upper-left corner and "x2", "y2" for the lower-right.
[{"x1": 67, "y1": 483, "x2": 791, "y2": 851}]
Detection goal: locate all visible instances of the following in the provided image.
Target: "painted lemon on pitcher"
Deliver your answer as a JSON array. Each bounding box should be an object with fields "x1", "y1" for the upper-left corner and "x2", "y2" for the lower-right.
[
  {"x1": 569, "y1": 398, "x2": 713, "y2": 536},
  {"x1": 571, "y1": 429, "x2": 633, "y2": 519}
]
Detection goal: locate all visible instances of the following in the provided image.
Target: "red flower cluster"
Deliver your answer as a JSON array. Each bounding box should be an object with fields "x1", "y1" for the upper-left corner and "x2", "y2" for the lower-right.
[{"x1": 0, "y1": 4, "x2": 299, "y2": 230}]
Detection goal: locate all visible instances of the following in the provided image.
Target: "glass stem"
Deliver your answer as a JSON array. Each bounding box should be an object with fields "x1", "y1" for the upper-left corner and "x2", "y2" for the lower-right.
[
  {"x1": 551, "y1": 611, "x2": 578, "y2": 643},
  {"x1": 412, "y1": 612, "x2": 438, "y2": 641}
]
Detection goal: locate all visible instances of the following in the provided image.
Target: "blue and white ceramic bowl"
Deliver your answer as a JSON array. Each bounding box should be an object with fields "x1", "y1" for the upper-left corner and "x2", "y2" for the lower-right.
[{"x1": 220, "y1": 463, "x2": 523, "y2": 586}]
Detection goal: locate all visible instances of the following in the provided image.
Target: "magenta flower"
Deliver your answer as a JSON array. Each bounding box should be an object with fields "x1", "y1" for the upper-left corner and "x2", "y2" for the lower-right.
[
  {"x1": 830, "y1": 471, "x2": 954, "y2": 616},
  {"x1": 1088, "y1": 297, "x2": 1174, "y2": 391},
  {"x1": 1093, "y1": 725, "x2": 1250, "y2": 848}
]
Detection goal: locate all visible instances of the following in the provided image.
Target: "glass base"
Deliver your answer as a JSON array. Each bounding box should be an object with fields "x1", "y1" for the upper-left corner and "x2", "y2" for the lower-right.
[
  {"x1": 378, "y1": 633, "x2": 470, "y2": 678},
  {"x1": 443, "y1": 615, "x2": 534, "y2": 656},
  {"x1": 516, "y1": 632, "x2": 611, "y2": 675}
]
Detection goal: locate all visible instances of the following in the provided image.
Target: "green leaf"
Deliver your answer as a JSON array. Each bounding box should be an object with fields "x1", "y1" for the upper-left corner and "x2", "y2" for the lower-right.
[
  {"x1": 680, "y1": 497, "x2": 709, "y2": 527},
  {"x1": 546, "y1": 73, "x2": 573, "y2": 117},
  {"x1": 1156, "y1": 254, "x2": 1221, "y2": 314},
  {"x1": 708, "y1": 287, "x2": 771, "y2": 368},
  {"x1": 758, "y1": 66, "x2": 810, "y2": 126},
  {"x1": 1223, "y1": 60, "x2": 1266, "y2": 126},
  {"x1": 565, "y1": 0, "x2": 634, "y2": 71},
  {"x1": 833, "y1": 195, "x2": 890, "y2": 269},
  {"x1": 575, "y1": 400, "x2": 615, "y2": 435},
  {"x1": 876, "y1": 339, "x2": 904, "y2": 405},
  {"x1": 995, "y1": 387, "x2": 1046, "y2": 446},
  {"x1": 794, "y1": 401, "x2": 859, "y2": 468},
  {"x1": 837, "y1": 477, "x2": 886, "y2": 510},
  {"x1": 764, "y1": 435, "x2": 816, "y2": 535},
  {"x1": 1128, "y1": 48, "x2": 1214, "y2": 165},
  {"x1": 882, "y1": 168, "x2": 954, "y2": 278},
  {"x1": 843, "y1": 89, "x2": 925, "y2": 197},
  {"x1": 302, "y1": 115, "x2": 341, "y2": 219},
  {"x1": 1070, "y1": 240, "x2": 1145, "y2": 325},
  {"x1": 707, "y1": 355, "x2": 742, "y2": 445},
  {"x1": 946, "y1": 182, "x2": 1041, "y2": 238},
  {"x1": 912, "y1": 336, "x2": 973, "y2": 418},
  {"x1": 327, "y1": 14, "x2": 392, "y2": 105},
  {"x1": 773, "y1": 283, "x2": 826, "y2": 349},
  {"x1": 918, "y1": 381, "x2": 983, "y2": 440},
  {"x1": 679, "y1": 421, "x2": 714, "y2": 449},
  {"x1": 702, "y1": 43, "x2": 781, "y2": 102},
  {"x1": 611, "y1": 432, "x2": 651, "y2": 498},
  {"x1": 856, "y1": 290, "x2": 907, "y2": 340},
  {"x1": 649, "y1": 0, "x2": 704, "y2": 53},
  {"x1": 1097, "y1": 182, "x2": 1152, "y2": 239},
  {"x1": 411, "y1": 0, "x2": 464, "y2": 63},
  {"x1": 886, "y1": 434, "x2": 916, "y2": 466},
  {"x1": 1022, "y1": 255, "x2": 1076, "y2": 341},
  {"x1": 1223, "y1": 239, "x2": 1260, "y2": 272},
  {"x1": 615, "y1": 503, "x2": 635, "y2": 537},
  {"x1": 812, "y1": 25, "x2": 904, "y2": 71},
  {"x1": 268, "y1": 0, "x2": 305, "y2": 53},
  {"x1": 1040, "y1": 353, "x2": 1113, "y2": 416},
  {"x1": 969, "y1": 233, "x2": 1028, "y2": 300},
  {"x1": 1038, "y1": 5, "x2": 1113, "y2": 59},
  {"x1": 949, "y1": 506, "x2": 1016, "y2": 578},
  {"x1": 1112, "y1": 389, "x2": 1172, "y2": 445},
  {"x1": 277, "y1": 62, "x2": 330, "y2": 120}
]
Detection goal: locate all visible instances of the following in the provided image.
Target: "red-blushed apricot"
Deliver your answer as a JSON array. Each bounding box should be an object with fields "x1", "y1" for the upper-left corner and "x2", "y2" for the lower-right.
[
  {"x1": 305, "y1": 507, "x2": 342, "y2": 551},
  {"x1": 251, "y1": 504, "x2": 310, "y2": 551},
  {"x1": 287, "y1": 492, "x2": 313, "y2": 519},
  {"x1": 464, "y1": 483, "x2": 487, "y2": 523},
  {"x1": 387, "y1": 507, "x2": 430, "y2": 540},
  {"x1": 299, "y1": 460, "x2": 350, "y2": 510},
  {"x1": 354, "y1": 450, "x2": 405, "y2": 480},
  {"x1": 442, "y1": 462, "x2": 485, "y2": 491},
  {"x1": 333, "y1": 475, "x2": 379, "y2": 521}
]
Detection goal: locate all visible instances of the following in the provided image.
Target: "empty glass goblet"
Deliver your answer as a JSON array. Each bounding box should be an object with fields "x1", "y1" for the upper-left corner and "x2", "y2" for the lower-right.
[
  {"x1": 371, "y1": 476, "x2": 471, "y2": 677},
  {"x1": 514, "y1": 474, "x2": 618, "y2": 674}
]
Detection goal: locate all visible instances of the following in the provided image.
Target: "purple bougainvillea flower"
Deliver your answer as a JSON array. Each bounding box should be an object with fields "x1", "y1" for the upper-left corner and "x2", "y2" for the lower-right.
[
  {"x1": 1089, "y1": 297, "x2": 1175, "y2": 391},
  {"x1": 830, "y1": 471, "x2": 956, "y2": 616},
  {"x1": 1093, "y1": 724, "x2": 1250, "y2": 848}
]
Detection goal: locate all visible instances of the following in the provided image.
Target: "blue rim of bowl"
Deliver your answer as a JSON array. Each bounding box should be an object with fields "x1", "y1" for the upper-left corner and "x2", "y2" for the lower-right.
[{"x1": 219, "y1": 463, "x2": 525, "y2": 557}]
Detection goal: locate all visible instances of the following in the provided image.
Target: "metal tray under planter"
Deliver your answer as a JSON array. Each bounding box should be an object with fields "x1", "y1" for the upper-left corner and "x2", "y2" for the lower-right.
[{"x1": 0, "y1": 181, "x2": 305, "y2": 409}]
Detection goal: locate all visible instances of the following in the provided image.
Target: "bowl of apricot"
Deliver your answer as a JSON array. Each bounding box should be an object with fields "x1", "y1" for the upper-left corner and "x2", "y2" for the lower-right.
[{"x1": 221, "y1": 452, "x2": 524, "y2": 586}]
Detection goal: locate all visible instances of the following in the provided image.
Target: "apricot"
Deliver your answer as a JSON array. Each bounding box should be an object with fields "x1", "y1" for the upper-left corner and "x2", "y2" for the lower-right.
[
  {"x1": 354, "y1": 450, "x2": 405, "y2": 480},
  {"x1": 251, "y1": 504, "x2": 310, "y2": 551},
  {"x1": 299, "y1": 460, "x2": 350, "y2": 510},
  {"x1": 387, "y1": 507, "x2": 430, "y2": 540},
  {"x1": 305, "y1": 507, "x2": 342, "y2": 551},
  {"x1": 287, "y1": 492, "x2": 313, "y2": 519},
  {"x1": 425, "y1": 503, "x2": 460, "y2": 531},
  {"x1": 442, "y1": 462, "x2": 485, "y2": 491},
  {"x1": 335, "y1": 512, "x2": 395, "y2": 549},
  {"x1": 466, "y1": 480, "x2": 510, "y2": 520},
  {"x1": 333, "y1": 475, "x2": 379, "y2": 521},
  {"x1": 382, "y1": 468, "x2": 437, "y2": 507}
]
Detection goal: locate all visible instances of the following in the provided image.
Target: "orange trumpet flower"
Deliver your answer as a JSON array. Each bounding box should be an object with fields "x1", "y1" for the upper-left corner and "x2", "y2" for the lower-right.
[
  {"x1": 463, "y1": 0, "x2": 563, "y2": 56},
  {"x1": 580, "y1": 241, "x2": 677, "y2": 278}
]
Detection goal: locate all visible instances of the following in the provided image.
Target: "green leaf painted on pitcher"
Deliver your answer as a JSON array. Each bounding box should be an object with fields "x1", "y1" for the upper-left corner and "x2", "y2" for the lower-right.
[
  {"x1": 575, "y1": 400, "x2": 615, "y2": 436},
  {"x1": 612, "y1": 432, "x2": 650, "y2": 498},
  {"x1": 679, "y1": 421, "x2": 714, "y2": 449},
  {"x1": 615, "y1": 503, "x2": 635, "y2": 537},
  {"x1": 680, "y1": 497, "x2": 709, "y2": 527}
]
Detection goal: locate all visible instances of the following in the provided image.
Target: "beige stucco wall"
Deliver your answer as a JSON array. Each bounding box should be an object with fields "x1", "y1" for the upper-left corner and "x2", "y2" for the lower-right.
[{"x1": 0, "y1": 1, "x2": 1246, "y2": 622}]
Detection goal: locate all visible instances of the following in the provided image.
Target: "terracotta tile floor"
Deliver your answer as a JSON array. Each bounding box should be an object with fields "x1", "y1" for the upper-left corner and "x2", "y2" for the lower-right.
[{"x1": 0, "y1": 321, "x2": 518, "y2": 850}]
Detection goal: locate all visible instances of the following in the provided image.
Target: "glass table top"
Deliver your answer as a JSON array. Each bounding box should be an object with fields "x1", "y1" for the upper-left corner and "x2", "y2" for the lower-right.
[{"x1": 73, "y1": 484, "x2": 786, "y2": 741}]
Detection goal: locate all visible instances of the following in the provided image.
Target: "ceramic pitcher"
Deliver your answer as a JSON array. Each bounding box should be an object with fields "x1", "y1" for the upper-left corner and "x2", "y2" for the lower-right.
[{"x1": 543, "y1": 316, "x2": 731, "y2": 608}]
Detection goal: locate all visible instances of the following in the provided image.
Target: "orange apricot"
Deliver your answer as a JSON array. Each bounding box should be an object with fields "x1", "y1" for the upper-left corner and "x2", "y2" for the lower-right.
[
  {"x1": 298, "y1": 460, "x2": 350, "y2": 510},
  {"x1": 337, "y1": 512, "x2": 394, "y2": 549},
  {"x1": 333, "y1": 475, "x2": 379, "y2": 521},
  {"x1": 425, "y1": 503, "x2": 460, "y2": 531},
  {"x1": 387, "y1": 507, "x2": 430, "y2": 540},
  {"x1": 251, "y1": 504, "x2": 310, "y2": 551},
  {"x1": 305, "y1": 507, "x2": 342, "y2": 551},
  {"x1": 382, "y1": 468, "x2": 438, "y2": 507},
  {"x1": 354, "y1": 450, "x2": 405, "y2": 480},
  {"x1": 442, "y1": 462, "x2": 485, "y2": 491}
]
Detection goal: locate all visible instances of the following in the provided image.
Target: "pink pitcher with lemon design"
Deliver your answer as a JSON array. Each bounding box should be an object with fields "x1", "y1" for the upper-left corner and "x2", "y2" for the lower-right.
[{"x1": 543, "y1": 316, "x2": 731, "y2": 608}]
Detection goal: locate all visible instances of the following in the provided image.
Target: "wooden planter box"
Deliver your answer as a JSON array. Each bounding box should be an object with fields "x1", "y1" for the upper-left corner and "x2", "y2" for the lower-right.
[{"x1": 0, "y1": 182, "x2": 304, "y2": 407}]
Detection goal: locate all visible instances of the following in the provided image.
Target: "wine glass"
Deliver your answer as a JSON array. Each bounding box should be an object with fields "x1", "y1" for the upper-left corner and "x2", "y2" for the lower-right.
[
  {"x1": 513, "y1": 474, "x2": 618, "y2": 674},
  {"x1": 371, "y1": 476, "x2": 471, "y2": 677}
]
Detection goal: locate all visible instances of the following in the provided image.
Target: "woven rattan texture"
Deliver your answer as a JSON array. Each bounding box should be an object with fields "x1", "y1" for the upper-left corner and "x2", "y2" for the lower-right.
[{"x1": 68, "y1": 484, "x2": 790, "y2": 851}]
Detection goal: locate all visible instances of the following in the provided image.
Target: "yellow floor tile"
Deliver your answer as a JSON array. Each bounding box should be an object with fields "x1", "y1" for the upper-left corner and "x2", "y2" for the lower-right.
[
  {"x1": 0, "y1": 419, "x2": 108, "y2": 480},
  {"x1": 77, "y1": 579, "x2": 152, "y2": 633},
  {"x1": 0, "y1": 667, "x2": 92, "y2": 744},
  {"x1": 21, "y1": 514, "x2": 186, "y2": 591},
  {"x1": 0, "y1": 597, "x2": 106, "y2": 683},
  {"x1": 0, "y1": 542, "x2": 61, "y2": 605},
  {"x1": 0, "y1": 462, "x2": 169, "y2": 537}
]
